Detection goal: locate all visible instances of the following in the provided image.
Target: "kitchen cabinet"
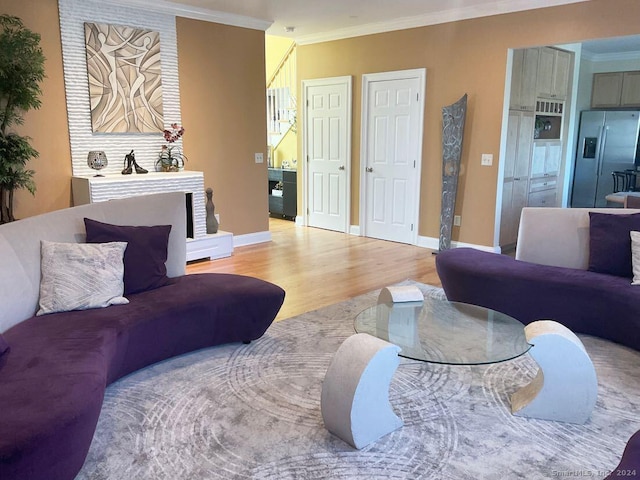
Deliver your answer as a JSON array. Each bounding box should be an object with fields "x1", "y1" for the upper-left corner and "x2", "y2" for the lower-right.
[
  {"x1": 500, "y1": 111, "x2": 534, "y2": 246},
  {"x1": 621, "y1": 71, "x2": 640, "y2": 107},
  {"x1": 268, "y1": 168, "x2": 297, "y2": 220},
  {"x1": 528, "y1": 188, "x2": 556, "y2": 207},
  {"x1": 510, "y1": 48, "x2": 539, "y2": 111},
  {"x1": 531, "y1": 141, "x2": 561, "y2": 178},
  {"x1": 591, "y1": 72, "x2": 624, "y2": 108},
  {"x1": 591, "y1": 71, "x2": 640, "y2": 108},
  {"x1": 536, "y1": 47, "x2": 571, "y2": 100}
]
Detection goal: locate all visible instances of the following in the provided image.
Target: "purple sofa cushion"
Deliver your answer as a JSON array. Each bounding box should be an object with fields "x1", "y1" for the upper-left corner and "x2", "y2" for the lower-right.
[
  {"x1": 0, "y1": 334, "x2": 8, "y2": 358},
  {"x1": 84, "y1": 218, "x2": 171, "y2": 295},
  {"x1": 0, "y1": 334, "x2": 9, "y2": 371},
  {"x1": 588, "y1": 212, "x2": 640, "y2": 278}
]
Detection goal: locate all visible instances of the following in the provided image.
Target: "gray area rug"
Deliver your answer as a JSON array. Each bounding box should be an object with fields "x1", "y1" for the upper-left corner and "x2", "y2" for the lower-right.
[{"x1": 76, "y1": 282, "x2": 640, "y2": 479}]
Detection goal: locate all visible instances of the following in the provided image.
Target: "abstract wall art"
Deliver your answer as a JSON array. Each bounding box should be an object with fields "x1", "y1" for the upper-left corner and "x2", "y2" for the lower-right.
[
  {"x1": 438, "y1": 94, "x2": 467, "y2": 252},
  {"x1": 84, "y1": 22, "x2": 164, "y2": 133}
]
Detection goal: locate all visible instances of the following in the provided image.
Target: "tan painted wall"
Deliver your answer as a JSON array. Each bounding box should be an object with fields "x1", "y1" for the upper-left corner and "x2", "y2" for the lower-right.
[
  {"x1": 177, "y1": 18, "x2": 268, "y2": 235},
  {"x1": 3, "y1": 0, "x2": 72, "y2": 220},
  {"x1": 297, "y1": 0, "x2": 640, "y2": 246},
  {"x1": 4, "y1": 3, "x2": 268, "y2": 235}
]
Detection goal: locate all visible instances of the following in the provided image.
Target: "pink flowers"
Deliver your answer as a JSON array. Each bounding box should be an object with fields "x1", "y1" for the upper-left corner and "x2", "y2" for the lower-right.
[{"x1": 163, "y1": 123, "x2": 185, "y2": 143}]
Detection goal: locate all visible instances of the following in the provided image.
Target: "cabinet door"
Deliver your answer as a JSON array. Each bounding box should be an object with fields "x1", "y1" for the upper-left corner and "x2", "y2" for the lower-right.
[
  {"x1": 531, "y1": 141, "x2": 562, "y2": 178},
  {"x1": 621, "y1": 71, "x2": 640, "y2": 107},
  {"x1": 515, "y1": 113, "x2": 534, "y2": 178},
  {"x1": 552, "y1": 50, "x2": 571, "y2": 99},
  {"x1": 591, "y1": 72, "x2": 623, "y2": 108},
  {"x1": 505, "y1": 111, "x2": 534, "y2": 178},
  {"x1": 509, "y1": 50, "x2": 524, "y2": 109},
  {"x1": 528, "y1": 189, "x2": 556, "y2": 207},
  {"x1": 536, "y1": 47, "x2": 555, "y2": 98},
  {"x1": 538, "y1": 47, "x2": 571, "y2": 99},
  {"x1": 531, "y1": 143, "x2": 547, "y2": 178},
  {"x1": 545, "y1": 142, "x2": 562, "y2": 177},
  {"x1": 504, "y1": 112, "x2": 520, "y2": 179},
  {"x1": 510, "y1": 49, "x2": 538, "y2": 110},
  {"x1": 282, "y1": 170, "x2": 297, "y2": 218}
]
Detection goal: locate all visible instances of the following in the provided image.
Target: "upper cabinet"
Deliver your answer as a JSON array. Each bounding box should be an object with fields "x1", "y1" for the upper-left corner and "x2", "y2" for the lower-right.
[
  {"x1": 536, "y1": 47, "x2": 571, "y2": 100},
  {"x1": 510, "y1": 48, "x2": 539, "y2": 111},
  {"x1": 592, "y1": 71, "x2": 640, "y2": 108}
]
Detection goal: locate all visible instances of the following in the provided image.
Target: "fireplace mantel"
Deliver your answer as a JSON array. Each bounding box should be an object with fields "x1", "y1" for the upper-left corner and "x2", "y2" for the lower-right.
[{"x1": 71, "y1": 171, "x2": 233, "y2": 261}]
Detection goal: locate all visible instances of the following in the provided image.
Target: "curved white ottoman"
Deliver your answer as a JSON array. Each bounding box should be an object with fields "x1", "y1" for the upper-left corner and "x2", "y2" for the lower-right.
[
  {"x1": 321, "y1": 333, "x2": 403, "y2": 449},
  {"x1": 511, "y1": 320, "x2": 598, "y2": 424}
]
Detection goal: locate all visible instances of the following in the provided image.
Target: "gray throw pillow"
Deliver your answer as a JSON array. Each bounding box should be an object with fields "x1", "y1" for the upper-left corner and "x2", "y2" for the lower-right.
[
  {"x1": 37, "y1": 241, "x2": 129, "y2": 316},
  {"x1": 631, "y1": 231, "x2": 640, "y2": 286}
]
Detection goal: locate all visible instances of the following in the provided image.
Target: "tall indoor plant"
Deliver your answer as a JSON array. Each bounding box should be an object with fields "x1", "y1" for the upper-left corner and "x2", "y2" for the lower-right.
[{"x1": 0, "y1": 15, "x2": 45, "y2": 223}]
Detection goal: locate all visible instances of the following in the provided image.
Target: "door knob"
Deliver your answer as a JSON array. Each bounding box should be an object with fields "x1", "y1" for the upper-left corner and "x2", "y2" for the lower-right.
[
  {"x1": 338, "y1": 165, "x2": 345, "y2": 170},
  {"x1": 366, "y1": 167, "x2": 373, "y2": 173}
]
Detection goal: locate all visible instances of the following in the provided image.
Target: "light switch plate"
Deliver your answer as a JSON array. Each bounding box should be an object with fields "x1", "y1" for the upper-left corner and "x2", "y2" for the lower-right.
[
  {"x1": 255, "y1": 153, "x2": 264, "y2": 163},
  {"x1": 481, "y1": 154, "x2": 493, "y2": 166}
]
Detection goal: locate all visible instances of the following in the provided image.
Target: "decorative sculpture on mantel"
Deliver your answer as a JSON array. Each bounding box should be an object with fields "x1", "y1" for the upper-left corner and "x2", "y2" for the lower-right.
[
  {"x1": 438, "y1": 94, "x2": 467, "y2": 252},
  {"x1": 205, "y1": 187, "x2": 219, "y2": 234}
]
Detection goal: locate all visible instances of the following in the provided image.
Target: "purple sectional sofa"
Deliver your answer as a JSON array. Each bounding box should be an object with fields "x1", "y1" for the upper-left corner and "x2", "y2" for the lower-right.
[
  {"x1": 435, "y1": 207, "x2": 640, "y2": 351},
  {"x1": 436, "y1": 206, "x2": 640, "y2": 476},
  {"x1": 0, "y1": 193, "x2": 285, "y2": 480}
]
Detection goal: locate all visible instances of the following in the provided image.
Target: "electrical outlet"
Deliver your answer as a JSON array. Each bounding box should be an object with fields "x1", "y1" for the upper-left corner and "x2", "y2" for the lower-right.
[
  {"x1": 454, "y1": 215, "x2": 461, "y2": 226},
  {"x1": 481, "y1": 153, "x2": 493, "y2": 166},
  {"x1": 255, "y1": 153, "x2": 264, "y2": 163}
]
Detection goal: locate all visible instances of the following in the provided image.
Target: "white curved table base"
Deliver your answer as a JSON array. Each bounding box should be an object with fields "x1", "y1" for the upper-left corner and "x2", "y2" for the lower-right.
[
  {"x1": 511, "y1": 320, "x2": 598, "y2": 424},
  {"x1": 321, "y1": 333, "x2": 403, "y2": 449}
]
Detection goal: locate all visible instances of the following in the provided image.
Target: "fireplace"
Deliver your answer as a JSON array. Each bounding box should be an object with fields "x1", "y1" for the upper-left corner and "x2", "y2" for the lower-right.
[{"x1": 71, "y1": 171, "x2": 233, "y2": 261}]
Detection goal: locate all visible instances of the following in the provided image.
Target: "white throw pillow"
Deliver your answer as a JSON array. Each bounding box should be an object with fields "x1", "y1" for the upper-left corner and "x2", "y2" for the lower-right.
[
  {"x1": 37, "y1": 241, "x2": 129, "y2": 316},
  {"x1": 631, "y1": 231, "x2": 640, "y2": 285}
]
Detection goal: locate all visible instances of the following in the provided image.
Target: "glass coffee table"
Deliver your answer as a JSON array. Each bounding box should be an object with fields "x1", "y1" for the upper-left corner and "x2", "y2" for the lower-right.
[{"x1": 354, "y1": 299, "x2": 531, "y2": 365}]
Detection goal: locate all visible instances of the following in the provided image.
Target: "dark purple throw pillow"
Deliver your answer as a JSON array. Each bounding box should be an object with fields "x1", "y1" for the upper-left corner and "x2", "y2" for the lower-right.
[
  {"x1": 588, "y1": 212, "x2": 640, "y2": 278},
  {"x1": 84, "y1": 218, "x2": 172, "y2": 295}
]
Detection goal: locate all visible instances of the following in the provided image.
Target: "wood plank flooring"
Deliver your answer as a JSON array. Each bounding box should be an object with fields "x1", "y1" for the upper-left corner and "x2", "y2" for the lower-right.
[{"x1": 187, "y1": 218, "x2": 442, "y2": 321}]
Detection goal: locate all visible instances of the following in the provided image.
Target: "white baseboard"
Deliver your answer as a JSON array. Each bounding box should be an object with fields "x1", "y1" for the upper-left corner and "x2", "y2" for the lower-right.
[
  {"x1": 349, "y1": 225, "x2": 360, "y2": 236},
  {"x1": 295, "y1": 216, "x2": 305, "y2": 226},
  {"x1": 233, "y1": 230, "x2": 272, "y2": 247},
  {"x1": 417, "y1": 235, "x2": 500, "y2": 253}
]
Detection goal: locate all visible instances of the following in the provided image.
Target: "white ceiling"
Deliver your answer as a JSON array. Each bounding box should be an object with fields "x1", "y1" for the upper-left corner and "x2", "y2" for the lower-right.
[
  {"x1": 123, "y1": 0, "x2": 591, "y2": 44},
  {"x1": 107, "y1": 0, "x2": 640, "y2": 55}
]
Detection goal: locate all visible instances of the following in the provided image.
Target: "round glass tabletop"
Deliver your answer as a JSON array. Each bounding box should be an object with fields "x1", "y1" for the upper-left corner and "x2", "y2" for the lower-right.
[{"x1": 354, "y1": 299, "x2": 531, "y2": 365}]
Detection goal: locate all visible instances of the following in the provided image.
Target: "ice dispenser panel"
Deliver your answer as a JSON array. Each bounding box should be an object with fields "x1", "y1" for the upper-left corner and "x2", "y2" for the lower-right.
[{"x1": 583, "y1": 137, "x2": 597, "y2": 158}]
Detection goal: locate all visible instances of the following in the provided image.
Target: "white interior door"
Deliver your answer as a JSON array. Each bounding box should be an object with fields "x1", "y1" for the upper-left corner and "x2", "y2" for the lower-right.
[
  {"x1": 303, "y1": 77, "x2": 352, "y2": 232},
  {"x1": 361, "y1": 70, "x2": 425, "y2": 244}
]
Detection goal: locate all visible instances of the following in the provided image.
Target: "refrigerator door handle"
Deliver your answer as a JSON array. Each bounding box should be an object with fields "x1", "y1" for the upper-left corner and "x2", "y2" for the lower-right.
[{"x1": 597, "y1": 126, "x2": 607, "y2": 176}]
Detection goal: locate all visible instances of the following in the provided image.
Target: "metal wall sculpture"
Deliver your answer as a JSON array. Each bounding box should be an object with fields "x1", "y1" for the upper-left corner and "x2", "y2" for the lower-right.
[
  {"x1": 438, "y1": 94, "x2": 467, "y2": 252},
  {"x1": 84, "y1": 22, "x2": 164, "y2": 133}
]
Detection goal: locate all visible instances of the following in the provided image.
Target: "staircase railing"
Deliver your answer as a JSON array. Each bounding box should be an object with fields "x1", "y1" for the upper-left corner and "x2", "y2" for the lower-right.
[{"x1": 267, "y1": 43, "x2": 296, "y2": 142}]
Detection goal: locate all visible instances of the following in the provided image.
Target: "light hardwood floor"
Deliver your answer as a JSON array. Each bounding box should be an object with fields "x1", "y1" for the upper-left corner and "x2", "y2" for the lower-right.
[{"x1": 186, "y1": 218, "x2": 442, "y2": 321}]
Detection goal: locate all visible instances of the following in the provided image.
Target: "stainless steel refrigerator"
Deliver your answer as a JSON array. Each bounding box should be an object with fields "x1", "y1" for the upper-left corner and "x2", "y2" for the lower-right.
[{"x1": 571, "y1": 110, "x2": 640, "y2": 207}]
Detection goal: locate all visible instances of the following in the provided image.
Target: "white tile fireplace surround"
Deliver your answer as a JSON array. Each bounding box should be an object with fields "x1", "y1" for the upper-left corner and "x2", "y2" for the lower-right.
[{"x1": 71, "y1": 171, "x2": 233, "y2": 261}]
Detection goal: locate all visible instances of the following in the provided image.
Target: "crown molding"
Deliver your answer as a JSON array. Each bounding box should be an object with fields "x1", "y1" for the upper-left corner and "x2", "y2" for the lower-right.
[
  {"x1": 97, "y1": 0, "x2": 272, "y2": 31},
  {"x1": 296, "y1": 0, "x2": 589, "y2": 45}
]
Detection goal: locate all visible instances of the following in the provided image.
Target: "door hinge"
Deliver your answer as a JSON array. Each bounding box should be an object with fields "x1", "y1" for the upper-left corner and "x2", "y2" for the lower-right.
[
  {"x1": 416, "y1": 93, "x2": 419, "y2": 102},
  {"x1": 307, "y1": 207, "x2": 310, "y2": 215},
  {"x1": 307, "y1": 155, "x2": 309, "y2": 162},
  {"x1": 413, "y1": 160, "x2": 416, "y2": 168},
  {"x1": 411, "y1": 224, "x2": 414, "y2": 231},
  {"x1": 306, "y1": 99, "x2": 309, "y2": 107}
]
